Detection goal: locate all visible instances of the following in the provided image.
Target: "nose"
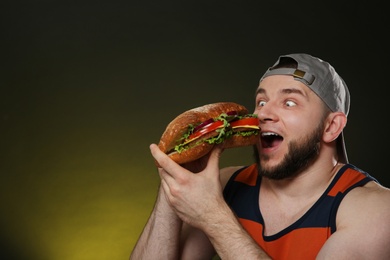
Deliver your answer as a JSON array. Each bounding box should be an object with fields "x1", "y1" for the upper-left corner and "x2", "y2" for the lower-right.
[{"x1": 255, "y1": 102, "x2": 279, "y2": 123}]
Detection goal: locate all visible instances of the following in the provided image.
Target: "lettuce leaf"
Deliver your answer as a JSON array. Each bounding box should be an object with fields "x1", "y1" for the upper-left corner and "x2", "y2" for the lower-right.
[{"x1": 173, "y1": 113, "x2": 258, "y2": 154}]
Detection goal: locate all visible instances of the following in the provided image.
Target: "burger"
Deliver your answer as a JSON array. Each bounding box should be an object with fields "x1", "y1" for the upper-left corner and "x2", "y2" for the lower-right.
[{"x1": 157, "y1": 102, "x2": 260, "y2": 165}]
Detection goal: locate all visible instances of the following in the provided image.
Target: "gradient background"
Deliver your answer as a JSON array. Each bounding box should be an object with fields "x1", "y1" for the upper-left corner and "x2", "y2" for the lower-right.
[{"x1": 2, "y1": 1, "x2": 389, "y2": 259}]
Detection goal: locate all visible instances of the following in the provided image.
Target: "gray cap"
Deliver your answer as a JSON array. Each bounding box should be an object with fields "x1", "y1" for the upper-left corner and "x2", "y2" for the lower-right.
[{"x1": 260, "y1": 53, "x2": 350, "y2": 163}]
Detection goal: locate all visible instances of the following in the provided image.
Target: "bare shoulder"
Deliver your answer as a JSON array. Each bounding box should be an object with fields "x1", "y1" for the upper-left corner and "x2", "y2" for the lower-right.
[
  {"x1": 339, "y1": 181, "x2": 390, "y2": 220},
  {"x1": 219, "y1": 166, "x2": 245, "y2": 188},
  {"x1": 328, "y1": 181, "x2": 390, "y2": 258},
  {"x1": 318, "y1": 181, "x2": 390, "y2": 258},
  {"x1": 338, "y1": 181, "x2": 390, "y2": 228}
]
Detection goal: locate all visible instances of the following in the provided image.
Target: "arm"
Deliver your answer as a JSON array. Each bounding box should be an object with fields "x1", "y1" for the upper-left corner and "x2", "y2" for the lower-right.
[
  {"x1": 130, "y1": 184, "x2": 182, "y2": 260},
  {"x1": 202, "y1": 200, "x2": 270, "y2": 260},
  {"x1": 317, "y1": 182, "x2": 390, "y2": 259},
  {"x1": 179, "y1": 166, "x2": 265, "y2": 259},
  {"x1": 150, "y1": 143, "x2": 272, "y2": 259}
]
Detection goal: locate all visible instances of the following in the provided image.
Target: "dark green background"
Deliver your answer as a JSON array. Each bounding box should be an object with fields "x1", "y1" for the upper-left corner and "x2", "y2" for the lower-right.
[{"x1": 2, "y1": 1, "x2": 388, "y2": 259}]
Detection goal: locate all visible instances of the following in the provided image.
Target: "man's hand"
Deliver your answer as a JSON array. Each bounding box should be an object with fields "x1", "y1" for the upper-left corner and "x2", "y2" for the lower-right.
[{"x1": 150, "y1": 143, "x2": 225, "y2": 229}]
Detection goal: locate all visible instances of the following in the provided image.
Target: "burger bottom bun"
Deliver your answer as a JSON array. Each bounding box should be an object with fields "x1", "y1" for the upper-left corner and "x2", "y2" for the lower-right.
[{"x1": 168, "y1": 142, "x2": 214, "y2": 165}]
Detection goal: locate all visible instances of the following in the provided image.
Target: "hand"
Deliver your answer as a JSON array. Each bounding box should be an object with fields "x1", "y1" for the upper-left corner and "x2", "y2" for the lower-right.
[{"x1": 150, "y1": 143, "x2": 225, "y2": 229}]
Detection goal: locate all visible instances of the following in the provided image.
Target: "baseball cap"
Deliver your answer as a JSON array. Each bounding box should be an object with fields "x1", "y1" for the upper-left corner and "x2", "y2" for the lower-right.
[{"x1": 260, "y1": 53, "x2": 350, "y2": 163}]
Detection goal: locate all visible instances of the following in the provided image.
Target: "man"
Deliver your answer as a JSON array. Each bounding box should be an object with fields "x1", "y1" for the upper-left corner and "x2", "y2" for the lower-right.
[{"x1": 130, "y1": 54, "x2": 390, "y2": 259}]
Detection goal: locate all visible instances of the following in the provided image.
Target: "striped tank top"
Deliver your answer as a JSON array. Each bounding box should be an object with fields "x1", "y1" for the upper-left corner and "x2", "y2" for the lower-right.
[{"x1": 223, "y1": 163, "x2": 377, "y2": 259}]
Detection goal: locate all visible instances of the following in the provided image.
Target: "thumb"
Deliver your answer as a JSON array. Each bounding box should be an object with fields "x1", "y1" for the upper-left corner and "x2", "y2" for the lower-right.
[{"x1": 206, "y1": 144, "x2": 224, "y2": 173}]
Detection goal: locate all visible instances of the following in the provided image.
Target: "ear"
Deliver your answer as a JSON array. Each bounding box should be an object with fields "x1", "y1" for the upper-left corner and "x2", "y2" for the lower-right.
[{"x1": 323, "y1": 112, "x2": 347, "y2": 143}]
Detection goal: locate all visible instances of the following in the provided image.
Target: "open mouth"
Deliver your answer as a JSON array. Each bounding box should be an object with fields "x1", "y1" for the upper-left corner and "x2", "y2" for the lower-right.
[{"x1": 261, "y1": 132, "x2": 283, "y2": 148}]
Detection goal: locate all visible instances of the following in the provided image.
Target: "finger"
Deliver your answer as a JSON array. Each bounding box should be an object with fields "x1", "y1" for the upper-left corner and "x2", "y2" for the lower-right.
[
  {"x1": 206, "y1": 144, "x2": 224, "y2": 173},
  {"x1": 157, "y1": 167, "x2": 181, "y2": 207},
  {"x1": 150, "y1": 143, "x2": 191, "y2": 179},
  {"x1": 150, "y1": 144, "x2": 174, "y2": 183},
  {"x1": 150, "y1": 143, "x2": 177, "y2": 172},
  {"x1": 157, "y1": 166, "x2": 173, "y2": 183},
  {"x1": 150, "y1": 143, "x2": 167, "y2": 167},
  {"x1": 159, "y1": 177, "x2": 170, "y2": 199}
]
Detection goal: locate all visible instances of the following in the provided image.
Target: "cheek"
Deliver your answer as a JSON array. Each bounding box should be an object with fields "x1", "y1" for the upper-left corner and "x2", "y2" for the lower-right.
[
  {"x1": 284, "y1": 114, "x2": 313, "y2": 135},
  {"x1": 284, "y1": 114, "x2": 303, "y2": 126}
]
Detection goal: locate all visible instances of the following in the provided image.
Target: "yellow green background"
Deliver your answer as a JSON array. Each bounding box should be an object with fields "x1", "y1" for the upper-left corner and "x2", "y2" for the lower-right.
[{"x1": 2, "y1": 1, "x2": 389, "y2": 259}]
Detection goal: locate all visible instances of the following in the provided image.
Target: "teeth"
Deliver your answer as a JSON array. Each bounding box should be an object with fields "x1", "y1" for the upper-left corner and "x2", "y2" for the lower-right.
[{"x1": 261, "y1": 132, "x2": 279, "y2": 137}]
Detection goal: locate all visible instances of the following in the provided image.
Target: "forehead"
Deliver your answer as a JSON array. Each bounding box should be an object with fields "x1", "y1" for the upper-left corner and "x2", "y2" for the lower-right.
[{"x1": 256, "y1": 75, "x2": 315, "y2": 98}]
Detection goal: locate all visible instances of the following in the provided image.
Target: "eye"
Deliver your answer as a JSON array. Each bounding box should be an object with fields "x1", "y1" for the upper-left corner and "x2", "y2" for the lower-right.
[
  {"x1": 258, "y1": 100, "x2": 267, "y2": 107},
  {"x1": 285, "y1": 100, "x2": 296, "y2": 107}
]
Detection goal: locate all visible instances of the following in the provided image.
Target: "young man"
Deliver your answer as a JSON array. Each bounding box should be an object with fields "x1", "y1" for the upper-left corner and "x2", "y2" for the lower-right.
[{"x1": 130, "y1": 53, "x2": 390, "y2": 259}]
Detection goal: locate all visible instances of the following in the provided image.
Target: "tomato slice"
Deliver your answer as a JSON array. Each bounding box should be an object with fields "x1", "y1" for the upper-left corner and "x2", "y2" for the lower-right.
[
  {"x1": 230, "y1": 117, "x2": 259, "y2": 129},
  {"x1": 186, "y1": 120, "x2": 224, "y2": 142}
]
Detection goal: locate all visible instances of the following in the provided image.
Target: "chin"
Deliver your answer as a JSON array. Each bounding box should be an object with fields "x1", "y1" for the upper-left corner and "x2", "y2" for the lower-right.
[{"x1": 259, "y1": 157, "x2": 279, "y2": 170}]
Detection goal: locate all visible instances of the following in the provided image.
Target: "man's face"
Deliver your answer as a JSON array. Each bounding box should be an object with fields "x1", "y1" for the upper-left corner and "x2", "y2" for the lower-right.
[{"x1": 253, "y1": 75, "x2": 327, "y2": 179}]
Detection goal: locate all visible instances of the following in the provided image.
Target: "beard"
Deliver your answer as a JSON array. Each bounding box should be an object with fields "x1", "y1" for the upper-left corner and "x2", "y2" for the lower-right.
[{"x1": 254, "y1": 123, "x2": 324, "y2": 180}]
